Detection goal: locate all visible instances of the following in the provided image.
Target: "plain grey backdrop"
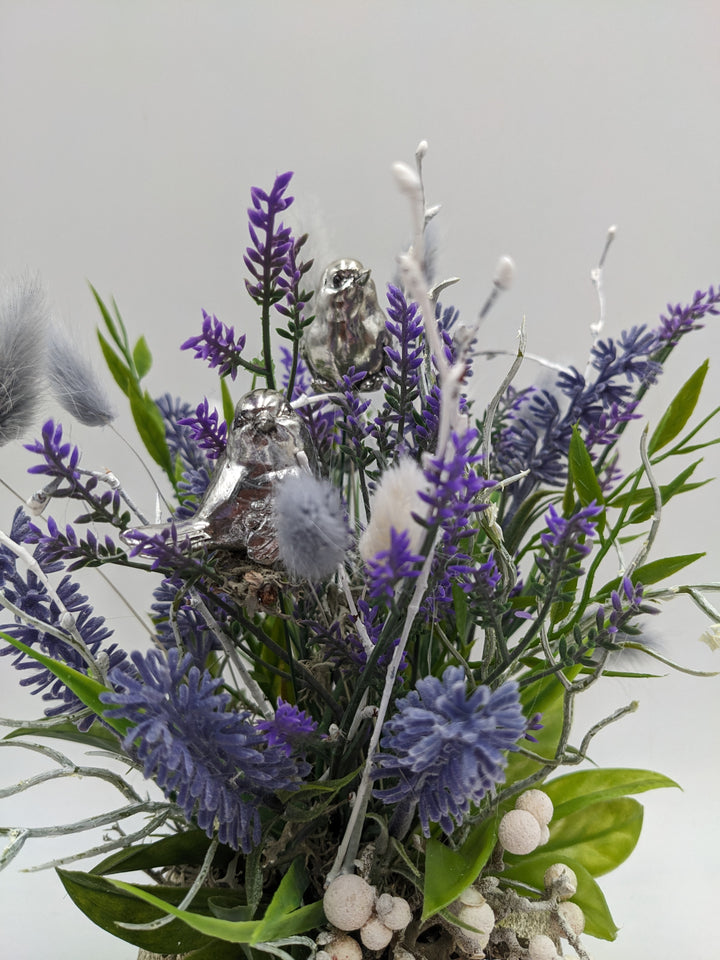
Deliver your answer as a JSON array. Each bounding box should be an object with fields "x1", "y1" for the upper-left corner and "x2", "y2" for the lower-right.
[{"x1": 1, "y1": 1, "x2": 719, "y2": 957}]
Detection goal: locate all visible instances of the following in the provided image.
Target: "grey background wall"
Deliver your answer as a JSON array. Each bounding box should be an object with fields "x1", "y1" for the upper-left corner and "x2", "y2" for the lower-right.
[{"x1": 1, "y1": 2, "x2": 718, "y2": 956}]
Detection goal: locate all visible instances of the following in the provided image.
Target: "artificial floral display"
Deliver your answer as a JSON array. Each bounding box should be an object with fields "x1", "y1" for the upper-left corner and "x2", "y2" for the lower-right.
[{"x1": 1, "y1": 144, "x2": 719, "y2": 960}]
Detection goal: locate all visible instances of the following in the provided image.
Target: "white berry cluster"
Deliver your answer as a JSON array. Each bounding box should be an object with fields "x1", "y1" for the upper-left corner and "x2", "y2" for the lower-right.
[
  {"x1": 320, "y1": 874, "x2": 412, "y2": 958},
  {"x1": 498, "y1": 789, "x2": 554, "y2": 855}
]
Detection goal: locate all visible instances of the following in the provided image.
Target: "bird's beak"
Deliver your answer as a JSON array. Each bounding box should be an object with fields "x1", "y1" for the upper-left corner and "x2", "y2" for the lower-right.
[{"x1": 356, "y1": 269, "x2": 371, "y2": 286}]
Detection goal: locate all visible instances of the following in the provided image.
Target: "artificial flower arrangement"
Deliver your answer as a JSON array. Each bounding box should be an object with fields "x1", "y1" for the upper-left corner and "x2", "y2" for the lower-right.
[{"x1": 1, "y1": 143, "x2": 719, "y2": 960}]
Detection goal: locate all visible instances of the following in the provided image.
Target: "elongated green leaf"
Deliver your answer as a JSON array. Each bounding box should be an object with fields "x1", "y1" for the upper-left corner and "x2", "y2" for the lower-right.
[
  {"x1": 107, "y1": 874, "x2": 323, "y2": 944},
  {"x1": 97, "y1": 330, "x2": 131, "y2": 396},
  {"x1": 2, "y1": 719, "x2": 122, "y2": 752},
  {"x1": 128, "y1": 385, "x2": 174, "y2": 477},
  {"x1": 648, "y1": 358, "x2": 709, "y2": 455},
  {"x1": 221, "y1": 377, "x2": 235, "y2": 430},
  {"x1": 133, "y1": 335, "x2": 153, "y2": 380},
  {"x1": 107, "y1": 879, "x2": 260, "y2": 942},
  {"x1": 533, "y1": 797, "x2": 643, "y2": 876},
  {"x1": 569, "y1": 426, "x2": 605, "y2": 518},
  {"x1": 422, "y1": 820, "x2": 495, "y2": 920},
  {"x1": 89, "y1": 283, "x2": 123, "y2": 348},
  {"x1": 500, "y1": 853, "x2": 618, "y2": 940},
  {"x1": 256, "y1": 858, "x2": 306, "y2": 931},
  {"x1": 595, "y1": 553, "x2": 704, "y2": 599},
  {"x1": 92, "y1": 830, "x2": 215, "y2": 876},
  {"x1": 542, "y1": 768, "x2": 680, "y2": 821},
  {"x1": 58, "y1": 869, "x2": 222, "y2": 952},
  {"x1": 0, "y1": 633, "x2": 129, "y2": 737}
]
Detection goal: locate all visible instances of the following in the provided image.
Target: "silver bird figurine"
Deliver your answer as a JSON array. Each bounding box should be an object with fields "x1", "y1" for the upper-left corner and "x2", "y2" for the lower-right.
[
  {"x1": 122, "y1": 389, "x2": 315, "y2": 566},
  {"x1": 301, "y1": 258, "x2": 390, "y2": 391}
]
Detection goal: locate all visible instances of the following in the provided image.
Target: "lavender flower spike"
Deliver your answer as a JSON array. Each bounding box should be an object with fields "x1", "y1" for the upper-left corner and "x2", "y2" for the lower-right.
[
  {"x1": 100, "y1": 648, "x2": 309, "y2": 852},
  {"x1": 373, "y1": 667, "x2": 529, "y2": 836},
  {"x1": 0, "y1": 274, "x2": 50, "y2": 444}
]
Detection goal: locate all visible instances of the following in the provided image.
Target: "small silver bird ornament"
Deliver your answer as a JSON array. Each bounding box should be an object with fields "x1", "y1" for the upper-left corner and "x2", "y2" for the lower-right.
[
  {"x1": 301, "y1": 258, "x2": 390, "y2": 391},
  {"x1": 122, "y1": 389, "x2": 315, "y2": 566}
]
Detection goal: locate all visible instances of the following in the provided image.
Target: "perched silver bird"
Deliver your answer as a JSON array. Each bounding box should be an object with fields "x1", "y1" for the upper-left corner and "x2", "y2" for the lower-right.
[
  {"x1": 301, "y1": 258, "x2": 390, "y2": 391},
  {"x1": 122, "y1": 389, "x2": 315, "y2": 565}
]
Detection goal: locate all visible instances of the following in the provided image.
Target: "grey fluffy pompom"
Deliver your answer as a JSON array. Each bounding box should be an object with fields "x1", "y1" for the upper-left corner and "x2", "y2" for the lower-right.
[
  {"x1": 47, "y1": 326, "x2": 116, "y2": 427},
  {"x1": 0, "y1": 275, "x2": 49, "y2": 445},
  {"x1": 274, "y1": 473, "x2": 349, "y2": 581}
]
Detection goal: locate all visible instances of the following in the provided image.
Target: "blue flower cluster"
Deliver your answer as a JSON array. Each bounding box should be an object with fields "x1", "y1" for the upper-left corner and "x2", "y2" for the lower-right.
[
  {"x1": 373, "y1": 666, "x2": 529, "y2": 835},
  {"x1": 100, "y1": 649, "x2": 312, "y2": 852}
]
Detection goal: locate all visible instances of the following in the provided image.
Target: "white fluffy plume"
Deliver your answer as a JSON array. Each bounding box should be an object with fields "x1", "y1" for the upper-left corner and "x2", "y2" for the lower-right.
[{"x1": 0, "y1": 275, "x2": 50, "y2": 445}]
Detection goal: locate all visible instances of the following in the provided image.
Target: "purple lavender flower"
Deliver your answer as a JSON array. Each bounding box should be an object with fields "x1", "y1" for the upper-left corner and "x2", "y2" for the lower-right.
[
  {"x1": 595, "y1": 576, "x2": 657, "y2": 638},
  {"x1": 373, "y1": 667, "x2": 529, "y2": 835},
  {"x1": 156, "y1": 394, "x2": 218, "y2": 472},
  {"x1": 540, "y1": 502, "x2": 601, "y2": 559},
  {"x1": 372, "y1": 285, "x2": 424, "y2": 453},
  {"x1": 244, "y1": 172, "x2": 294, "y2": 305},
  {"x1": 177, "y1": 397, "x2": 228, "y2": 462},
  {"x1": 27, "y1": 516, "x2": 127, "y2": 571},
  {"x1": 181, "y1": 311, "x2": 247, "y2": 380},
  {"x1": 279, "y1": 347, "x2": 340, "y2": 452},
  {"x1": 366, "y1": 527, "x2": 424, "y2": 604},
  {"x1": 100, "y1": 649, "x2": 309, "y2": 851},
  {"x1": 656, "y1": 285, "x2": 720, "y2": 346},
  {"x1": 1, "y1": 513, "x2": 125, "y2": 728},
  {"x1": 150, "y1": 577, "x2": 221, "y2": 664},
  {"x1": 497, "y1": 325, "x2": 664, "y2": 512},
  {"x1": 25, "y1": 420, "x2": 127, "y2": 528},
  {"x1": 421, "y1": 429, "x2": 492, "y2": 540},
  {"x1": 256, "y1": 698, "x2": 318, "y2": 757}
]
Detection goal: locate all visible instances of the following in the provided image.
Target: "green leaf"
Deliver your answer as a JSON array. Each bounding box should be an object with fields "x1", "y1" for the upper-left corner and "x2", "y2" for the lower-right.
[
  {"x1": 92, "y1": 830, "x2": 216, "y2": 876},
  {"x1": 221, "y1": 377, "x2": 235, "y2": 429},
  {"x1": 422, "y1": 820, "x2": 495, "y2": 920},
  {"x1": 2, "y1": 719, "x2": 123, "y2": 752},
  {"x1": 528, "y1": 797, "x2": 643, "y2": 877},
  {"x1": 568, "y1": 425, "x2": 605, "y2": 527},
  {"x1": 500, "y1": 853, "x2": 618, "y2": 940},
  {"x1": 107, "y1": 858, "x2": 323, "y2": 945},
  {"x1": 595, "y1": 553, "x2": 705, "y2": 598},
  {"x1": 0, "y1": 633, "x2": 129, "y2": 738},
  {"x1": 128, "y1": 385, "x2": 174, "y2": 477},
  {"x1": 89, "y1": 283, "x2": 123, "y2": 347},
  {"x1": 503, "y1": 670, "x2": 580, "y2": 787},
  {"x1": 648, "y1": 358, "x2": 709, "y2": 455},
  {"x1": 97, "y1": 330, "x2": 131, "y2": 396},
  {"x1": 106, "y1": 879, "x2": 260, "y2": 942},
  {"x1": 542, "y1": 767, "x2": 680, "y2": 821},
  {"x1": 57, "y1": 869, "x2": 223, "y2": 952},
  {"x1": 133, "y1": 335, "x2": 153, "y2": 380}
]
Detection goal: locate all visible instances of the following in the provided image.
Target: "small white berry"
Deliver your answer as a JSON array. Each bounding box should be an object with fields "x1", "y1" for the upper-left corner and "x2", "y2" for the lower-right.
[
  {"x1": 360, "y1": 917, "x2": 393, "y2": 951},
  {"x1": 324, "y1": 935, "x2": 363, "y2": 960},
  {"x1": 498, "y1": 808, "x2": 542, "y2": 855},
  {"x1": 454, "y1": 902, "x2": 495, "y2": 953},
  {"x1": 550, "y1": 900, "x2": 585, "y2": 939},
  {"x1": 323, "y1": 875, "x2": 376, "y2": 931},
  {"x1": 515, "y1": 789, "x2": 554, "y2": 827},
  {"x1": 375, "y1": 895, "x2": 412, "y2": 931},
  {"x1": 527, "y1": 933, "x2": 559, "y2": 960}
]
